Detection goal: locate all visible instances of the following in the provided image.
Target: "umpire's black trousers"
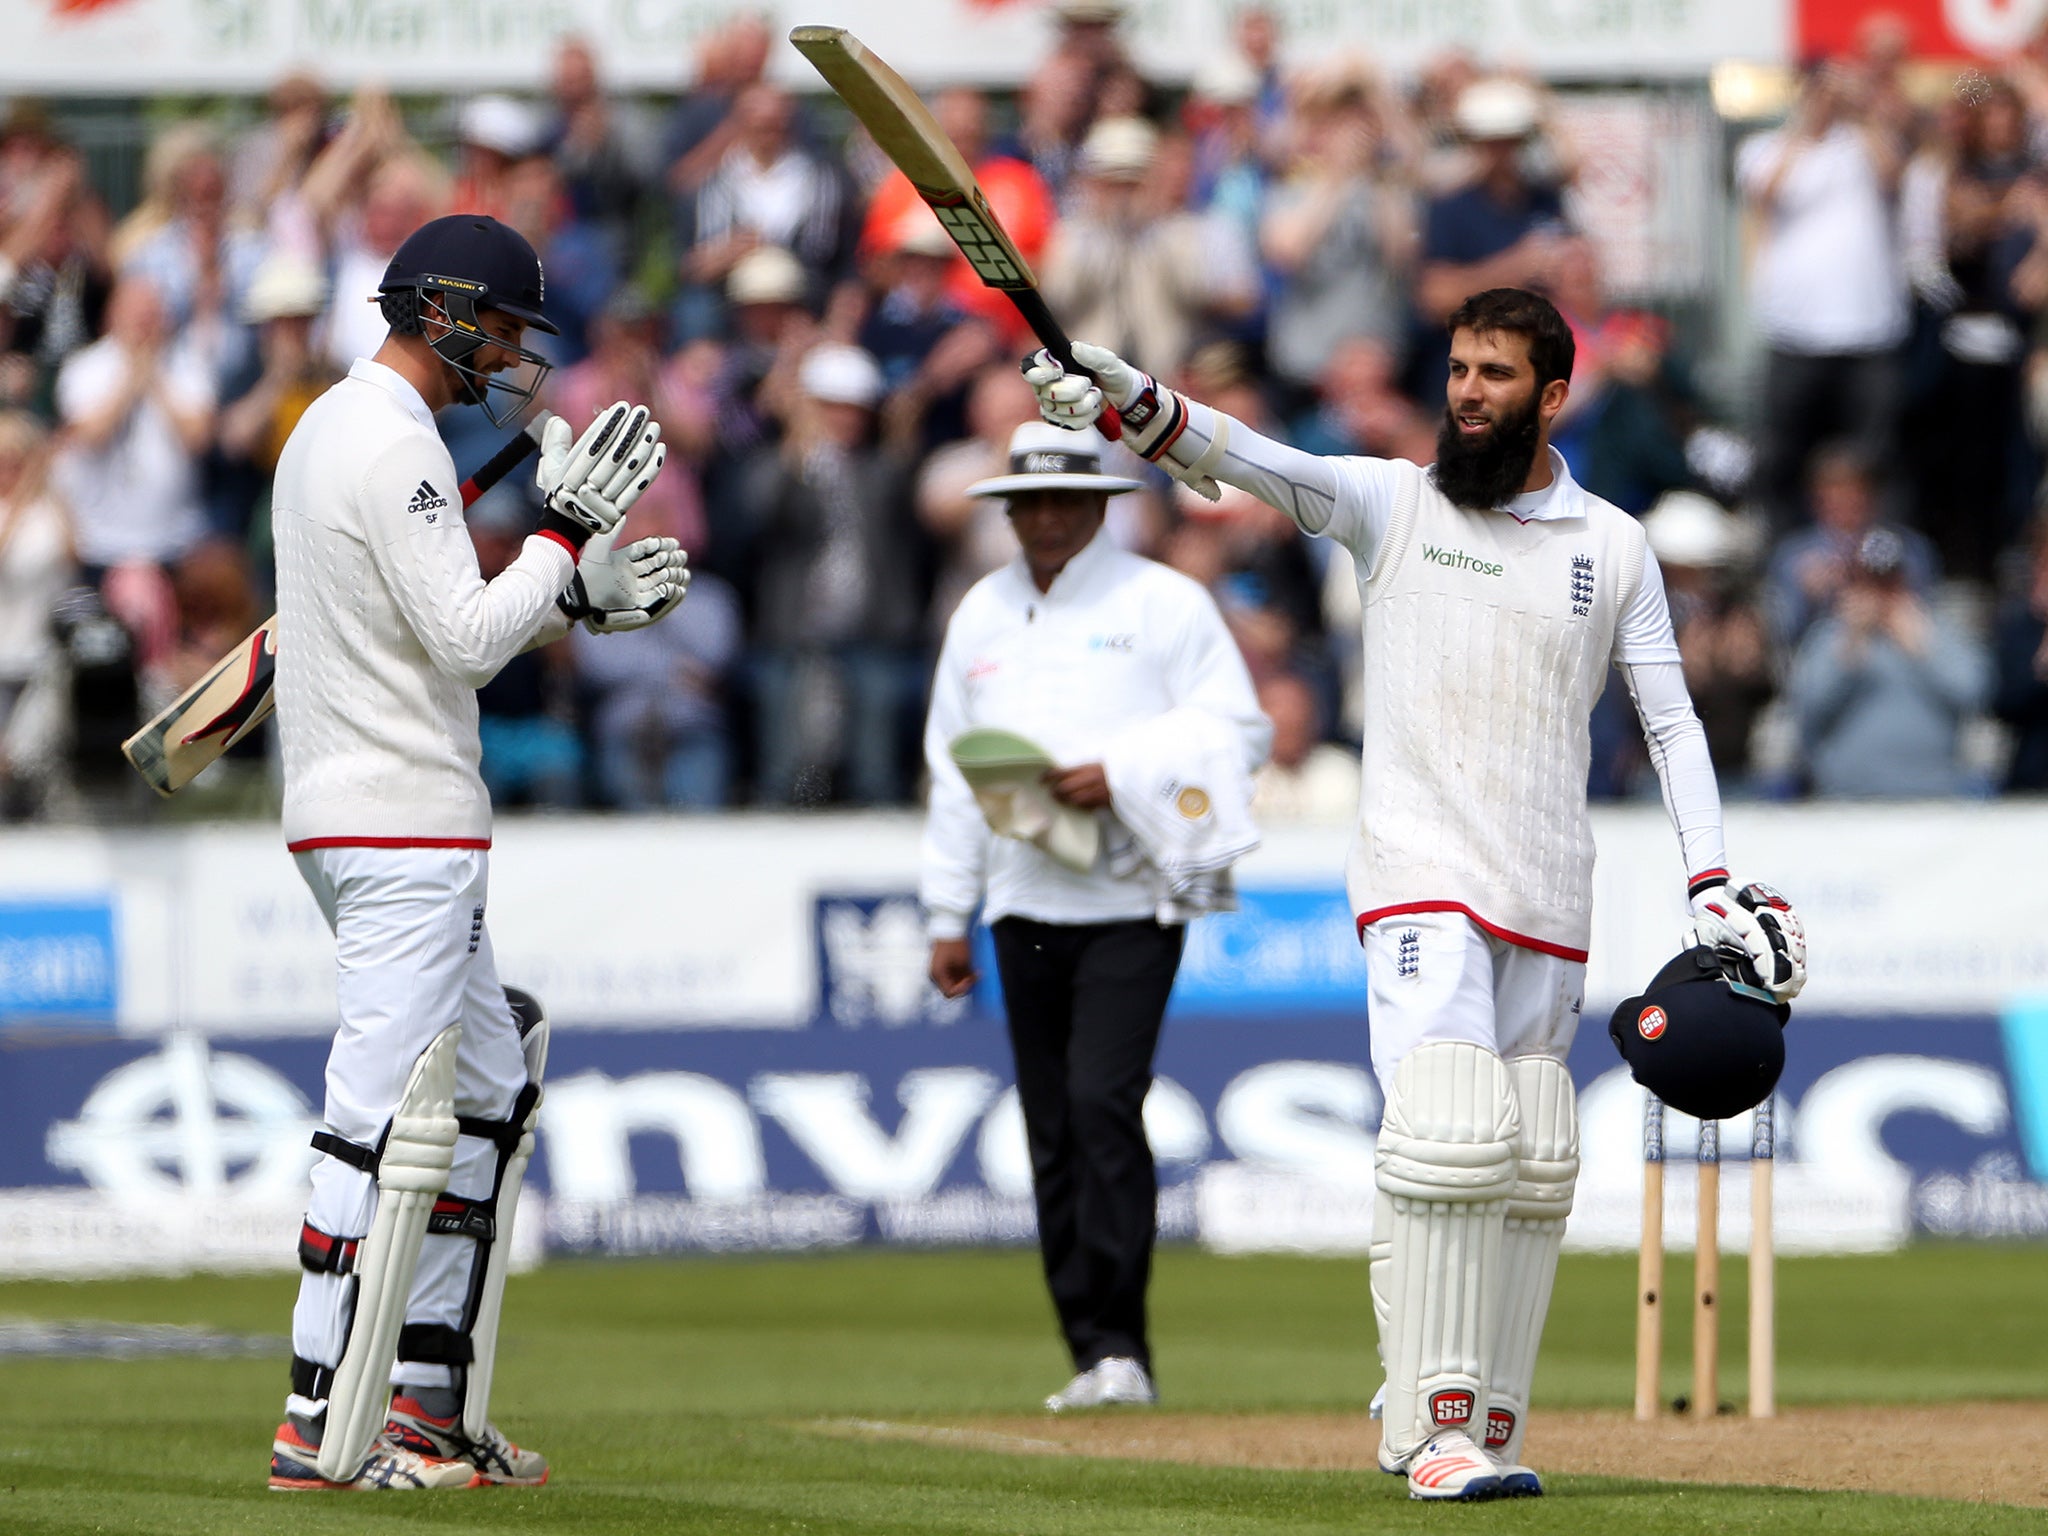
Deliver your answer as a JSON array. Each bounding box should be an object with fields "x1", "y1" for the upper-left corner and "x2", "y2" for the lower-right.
[{"x1": 990, "y1": 915, "x2": 1185, "y2": 1374}]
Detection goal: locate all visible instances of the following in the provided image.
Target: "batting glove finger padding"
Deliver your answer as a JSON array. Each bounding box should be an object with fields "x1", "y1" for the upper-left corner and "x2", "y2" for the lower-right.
[
  {"x1": 539, "y1": 402, "x2": 668, "y2": 539},
  {"x1": 1022, "y1": 352, "x2": 1106, "y2": 430},
  {"x1": 560, "y1": 533, "x2": 691, "y2": 633}
]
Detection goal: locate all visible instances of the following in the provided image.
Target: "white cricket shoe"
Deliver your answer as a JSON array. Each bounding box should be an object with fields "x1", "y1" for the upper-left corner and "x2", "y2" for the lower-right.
[
  {"x1": 1044, "y1": 1356, "x2": 1157, "y2": 1412},
  {"x1": 1403, "y1": 1429, "x2": 1506, "y2": 1502},
  {"x1": 1492, "y1": 1460, "x2": 1543, "y2": 1497},
  {"x1": 386, "y1": 1395, "x2": 549, "y2": 1486},
  {"x1": 268, "y1": 1420, "x2": 477, "y2": 1491}
]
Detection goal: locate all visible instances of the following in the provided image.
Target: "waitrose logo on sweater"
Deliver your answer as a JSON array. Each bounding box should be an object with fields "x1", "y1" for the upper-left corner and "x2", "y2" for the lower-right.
[{"x1": 1421, "y1": 544, "x2": 1504, "y2": 577}]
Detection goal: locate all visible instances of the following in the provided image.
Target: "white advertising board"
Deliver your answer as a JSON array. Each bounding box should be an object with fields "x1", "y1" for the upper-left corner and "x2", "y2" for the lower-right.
[
  {"x1": 0, "y1": 802, "x2": 2045, "y2": 1031},
  {"x1": 7, "y1": 0, "x2": 1790, "y2": 95}
]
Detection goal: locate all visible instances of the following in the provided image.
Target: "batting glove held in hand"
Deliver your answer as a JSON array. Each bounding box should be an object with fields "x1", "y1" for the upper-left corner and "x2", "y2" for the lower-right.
[
  {"x1": 536, "y1": 401, "x2": 668, "y2": 546},
  {"x1": 558, "y1": 529, "x2": 691, "y2": 633},
  {"x1": 1689, "y1": 879, "x2": 1807, "y2": 1002}
]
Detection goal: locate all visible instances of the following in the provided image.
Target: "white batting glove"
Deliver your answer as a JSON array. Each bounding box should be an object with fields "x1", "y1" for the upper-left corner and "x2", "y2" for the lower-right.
[
  {"x1": 559, "y1": 529, "x2": 691, "y2": 634},
  {"x1": 1021, "y1": 343, "x2": 1224, "y2": 500},
  {"x1": 1690, "y1": 880, "x2": 1806, "y2": 1002},
  {"x1": 536, "y1": 401, "x2": 668, "y2": 541},
  {"x1": 1022, "y1": 349, "x2": 1110, "y2": 430}
]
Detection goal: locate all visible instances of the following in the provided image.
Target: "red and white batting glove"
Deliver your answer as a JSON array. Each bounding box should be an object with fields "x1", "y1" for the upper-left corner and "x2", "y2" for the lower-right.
[
  {"x1": 1021, "y1": 343, "x2": 1223, "y2": 500},
  {"x1": 1689, "y1": 876, "x2": 1806, "y2": 1002}
]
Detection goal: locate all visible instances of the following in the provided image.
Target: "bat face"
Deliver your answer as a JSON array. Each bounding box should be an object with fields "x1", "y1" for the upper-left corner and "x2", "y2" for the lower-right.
[
  {"x1": 789, "y1": 24, "x2": 1038, "y2": 290},
  {"x1": 121, "y1": 620, "x2": 277, "y2": 796}
]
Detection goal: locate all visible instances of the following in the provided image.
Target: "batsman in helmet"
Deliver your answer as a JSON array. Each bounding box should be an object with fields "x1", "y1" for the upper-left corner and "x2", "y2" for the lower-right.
[
  {"x1": 264, "y1": 214, "x2": 688, "y2": 1491},
  {"x1": 1026, "y1": 290, "x2": 1807, "y2": 1500}
]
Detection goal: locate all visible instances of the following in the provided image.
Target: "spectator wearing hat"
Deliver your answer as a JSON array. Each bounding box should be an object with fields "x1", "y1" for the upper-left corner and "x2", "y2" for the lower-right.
[
  {"x1": 452, "y1": 95, "x2": 544, "y2": 225},
  {"x1": 1414, "y1": 77, "x2": 1574, "y2": 393},
  {"x1": 1641, "y1": 491, "x2": 1775, "y2": 789},
  {"x1": 860, "y1": 88, "x2": 1056, "y2": 349},
  {"x1": 680, "y1": 84, "x2": 857, "y2": 343},
  {"x1": 1736, "y1": 59, "x2": 1909, "y2": 532},
  {"x1": 1763, "y1": 441, "x2": 1937, "y2": 647},
  {"x1": 1786, "y1": 525, "x2": 1990, "y2": 798},
  {"x1": 922, "y1": 416, "x2": 1268, "y2": 1412},
  {"x1": 857, "y1": 209, "x2": 999, "y2": 453},
  {"x1": 214, "y1": 255, "x2": 344, "y2": 545},
  {"x1": 550, "y1": 286, "x2": 713, "y2": 554},
  {"x1": 739, "y1": 342, "x2": 928, "y2": 804},
  {"x1": 697, "y1": 244, "x2": 815, "y2": 542},
  {"x1": 1040, "y1": 117, "x2": 1258, "y2": 384}
]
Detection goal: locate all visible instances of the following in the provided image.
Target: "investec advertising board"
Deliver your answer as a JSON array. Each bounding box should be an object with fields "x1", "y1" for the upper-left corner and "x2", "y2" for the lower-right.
[
  {"x1": 7, "y1": 0, "x2": 1789, "y2": 93},
  {"x1": 2, "y1": 808, "x2": 2047, "y2": 1273}
]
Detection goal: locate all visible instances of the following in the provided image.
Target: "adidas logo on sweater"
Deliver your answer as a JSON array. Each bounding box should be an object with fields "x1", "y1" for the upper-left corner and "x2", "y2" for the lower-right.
[{"x1": 407, "y1": 480, "x2": 450, "y2": 514}]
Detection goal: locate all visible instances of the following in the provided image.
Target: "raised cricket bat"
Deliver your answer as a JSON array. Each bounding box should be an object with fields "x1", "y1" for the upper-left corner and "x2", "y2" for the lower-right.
[
  {"x1": 121, "y1": 412, "x2": 555, "y2": 796},
  {"x1": 788, "y1": 23, "x2": 1122, "y2": 439}
]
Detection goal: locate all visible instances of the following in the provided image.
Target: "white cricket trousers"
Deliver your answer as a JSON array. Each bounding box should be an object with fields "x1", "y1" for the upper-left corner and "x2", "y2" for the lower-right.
[
  {"x1": 1360, "y1": 911, "x2": 1585, "y2": 1091},
  {"x1": 288, "y1": 845, "x2": 530, "y2": 1402}
]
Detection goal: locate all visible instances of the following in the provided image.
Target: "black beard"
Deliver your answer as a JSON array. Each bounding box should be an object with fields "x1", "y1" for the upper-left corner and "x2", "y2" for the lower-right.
[{"x1": 1433, "y1": 392, "x2": 1544, "y2": 510}]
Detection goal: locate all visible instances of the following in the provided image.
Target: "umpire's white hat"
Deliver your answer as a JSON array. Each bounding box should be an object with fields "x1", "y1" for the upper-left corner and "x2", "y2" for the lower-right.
[{"x1": 966, "y1": 421, "x2": 1145, "y2": 499}]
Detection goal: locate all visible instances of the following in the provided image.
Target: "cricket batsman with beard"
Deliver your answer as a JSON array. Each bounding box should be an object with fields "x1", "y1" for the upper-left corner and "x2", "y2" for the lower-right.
[{"x1": 1025, "y1": 288, "x2": 1806, "y2": 1500}]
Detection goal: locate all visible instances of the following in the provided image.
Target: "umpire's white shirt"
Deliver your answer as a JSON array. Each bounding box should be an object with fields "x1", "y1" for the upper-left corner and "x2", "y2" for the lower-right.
[
  {"x1": 272, "y1": 359, "x2": 574, "y2": 848},
  {"x1": 920, "y1": 529, "x2": 1270, "y2": 938}
]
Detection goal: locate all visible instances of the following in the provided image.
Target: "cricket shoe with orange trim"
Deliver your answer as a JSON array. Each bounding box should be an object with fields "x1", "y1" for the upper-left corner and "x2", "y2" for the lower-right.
[
  {"x1": 268, "y1": 1419, "x2": 479, "y2": 1491},
  {"x1": 386, "y1": 1394, "x2": 550, "y2": 1486},
  {"x1": 1403, "y1": 1429, "x2": 1506, "y2": 1502}
]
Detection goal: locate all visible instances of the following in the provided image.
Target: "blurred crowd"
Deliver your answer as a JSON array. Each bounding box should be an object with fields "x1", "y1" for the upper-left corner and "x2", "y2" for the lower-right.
[{"x1": 9, "y1": 4, "x2": 2048, "y2": 820}]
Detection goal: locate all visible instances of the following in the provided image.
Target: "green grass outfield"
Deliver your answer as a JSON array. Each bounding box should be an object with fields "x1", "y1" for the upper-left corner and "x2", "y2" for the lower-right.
[{"x1": 2, "y1": 1244, "x2": 2044, "y2": 1534}]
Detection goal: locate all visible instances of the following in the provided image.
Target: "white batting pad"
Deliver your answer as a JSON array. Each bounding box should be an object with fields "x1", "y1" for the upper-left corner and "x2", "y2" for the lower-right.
[
  {"x1": 316, "y1": 1025, "x2": 460, "y2": 1482},
  {"x1": 1486, "y1": 1055, "x2": 1580, "y2": 1463},
  {"x1": 1375, "y1": 1041, "x2": 1518, "y2": 1461},
  {"x1": 463, "y1": 1008, "x2": 549, "y2": 1440}
]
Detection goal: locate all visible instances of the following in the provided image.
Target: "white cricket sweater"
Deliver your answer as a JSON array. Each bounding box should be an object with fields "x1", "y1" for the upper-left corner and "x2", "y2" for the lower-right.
[
  {"x1": 1155, "y1": 403, "x2": 1727, "y2": 959},
  {"x1": 920, "y1": 531, "x2": 1271, "y2": 937},
  {"x1": 1347, "y1": 460, "x2": 1648, "y2": 955},
  {"x1": 272, "y1": 359, "x2": 574, "y2": 848}
]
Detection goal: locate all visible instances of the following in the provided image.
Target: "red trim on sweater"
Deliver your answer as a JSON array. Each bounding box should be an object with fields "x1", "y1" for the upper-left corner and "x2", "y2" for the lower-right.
[
  {"x1": 286, "y1": 837, "x2": 492, "y2": 852},
  {"x1": 1354, "y1": 901, "x2": 1590, "y2": 963},
  {"x1": 534, "y1": 527, "x2": 581, "y2": 557}
]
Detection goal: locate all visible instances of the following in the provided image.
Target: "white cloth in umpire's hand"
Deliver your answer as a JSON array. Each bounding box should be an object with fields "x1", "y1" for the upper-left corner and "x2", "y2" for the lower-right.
[
  {"x1": 560, "y1": 528, "x2": 691, "y2": 633},
  {"x1": 1689, "y1": 879, "x2": 1806, "y2": 1002},
  {"x1": 537, "y1": 400, "x2": 668, "y2": 537}
]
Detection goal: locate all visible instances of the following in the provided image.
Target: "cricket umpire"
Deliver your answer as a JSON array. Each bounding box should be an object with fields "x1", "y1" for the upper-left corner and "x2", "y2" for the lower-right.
[
  {"x1": 266, "y1": 214, "x2": 686, "y2": 1491},
  {"x1": 1025, "y1": 291, "x2": 1806, "y2": 1497},
  {"x1": 921, "y1": 420, "x2": 1270, "y2": 1413}
]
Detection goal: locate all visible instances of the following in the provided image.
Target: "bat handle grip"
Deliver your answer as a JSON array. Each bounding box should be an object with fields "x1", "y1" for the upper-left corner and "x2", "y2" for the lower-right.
[{"x1": 1014, "y1": 295, "x2": 1124, "y2": 441}]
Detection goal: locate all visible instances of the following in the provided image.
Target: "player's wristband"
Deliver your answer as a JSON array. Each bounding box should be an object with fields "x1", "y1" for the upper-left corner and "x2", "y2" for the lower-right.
[
  {"x1": 1117, "y1": 373, "x2": 1189, "y2": 463},
  {"x1": 535, "y1": 509, "x2": 593, "y2": 554},
  {"x1": 1687, "y1": 870, "x2": 1730, "y2": 903}
]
